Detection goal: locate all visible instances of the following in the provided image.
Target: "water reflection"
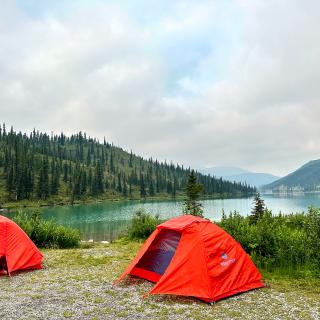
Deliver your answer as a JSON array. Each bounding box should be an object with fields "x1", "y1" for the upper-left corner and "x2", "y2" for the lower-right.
[{"x1": 73, "y1": 219, "x2": 131, "y2": 241}]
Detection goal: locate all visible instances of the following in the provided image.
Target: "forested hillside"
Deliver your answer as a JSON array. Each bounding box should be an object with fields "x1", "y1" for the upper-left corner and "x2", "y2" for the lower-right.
[
  {"x1": 263, "y1": 159, "x2": 320, "y2": 192},
  {"x1": 0, "y1": 124, "x2": 255, "y2": 205}
]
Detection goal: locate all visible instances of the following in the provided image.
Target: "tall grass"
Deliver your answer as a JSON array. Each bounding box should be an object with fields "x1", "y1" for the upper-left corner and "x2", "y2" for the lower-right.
[
  {"x1": 13, "y1": 210, "x2": 80, "y2": 248},
  {"x1": 127, "y1": 209, "x2": 161, "y2": 239},
  {"x1": 218, "y1": 207, "x2": 320, "y2": 277}
]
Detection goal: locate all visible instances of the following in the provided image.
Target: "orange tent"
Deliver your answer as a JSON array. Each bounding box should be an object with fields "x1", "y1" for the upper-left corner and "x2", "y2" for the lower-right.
[
  {"x1": 0, "y1": 215, "x2": 43, "y2": 276},
  {"x1": 117, "y1": 215, "x2": 263, "y2": 302}
]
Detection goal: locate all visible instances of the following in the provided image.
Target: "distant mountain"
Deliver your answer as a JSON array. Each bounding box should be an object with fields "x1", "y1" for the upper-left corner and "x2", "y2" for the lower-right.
[
  {"x1": 201, "y1": 166, "x2": 250, "y2": 177},
  {"x1": 200, "y1": 166, "x2": 279, "y2": 188},
  {"x1": 223, "y1": 173, "x2": 280, "y2": 188},
  {"x1": 263, "y1": 159, "x2": 320, "y2": 192}
]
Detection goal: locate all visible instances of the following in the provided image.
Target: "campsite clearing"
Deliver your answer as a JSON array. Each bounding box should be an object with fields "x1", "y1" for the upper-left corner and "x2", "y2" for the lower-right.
[{"x1": 0, "y1": 241, "x2": 319, "y2": 320}]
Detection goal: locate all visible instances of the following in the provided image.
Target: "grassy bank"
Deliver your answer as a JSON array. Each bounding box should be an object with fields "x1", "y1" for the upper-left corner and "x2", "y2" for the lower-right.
[
  {"x1": 0, "y1": 192, "x2": 252, "y2": 211},
  {"x1": 0, "y1": 194, "x2": 159, "y2": 210},
  {"x1": 0, "y1": 241, "x2": 319, "y2": 320},
  {"x1": 0, "y1": 194, "x2": 174, "y2": 210},
  {"x1": 13, "y1": 211, "x2": 80, "y2": 249}
]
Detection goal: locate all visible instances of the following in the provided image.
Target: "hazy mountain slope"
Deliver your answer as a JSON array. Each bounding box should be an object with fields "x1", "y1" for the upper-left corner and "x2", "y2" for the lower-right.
[
  {"x1": 200, "y1": 166, "x2": 250, "y2": 177},
  {"x1": 200, "y1": 166, "x2": 279, "y2": 187},
  {"x1": 263, "y1": 159, "x2": 320, "y2": 191},
  {"x1": 224, "y1": 173, "x2": 280, "y2": 188}
]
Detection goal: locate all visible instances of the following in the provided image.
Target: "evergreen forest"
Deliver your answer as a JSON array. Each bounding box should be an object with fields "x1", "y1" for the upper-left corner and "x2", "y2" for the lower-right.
[{"x1": 0, "y1": 124, "x2": 256, "y2": 205}]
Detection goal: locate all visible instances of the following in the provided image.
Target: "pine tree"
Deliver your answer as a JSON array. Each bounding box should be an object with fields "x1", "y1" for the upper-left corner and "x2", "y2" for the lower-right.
[
  {"x1": 63, "y1": 163, "x2": 68, "y2": 182},
  {"x1": 117, "y1": 173, "x2": 122, "y2": 193},
  {"x1": 172, "y1": 176, "x2": 177, "y2": 197},
  {"x1": 140, "y1": 174, "x2": 146, "y2": 198},
  {"x1": 80, "y1": 170, "x2": 87, "y2": 195},
  {"x1": 122, "y1": 178, "x2": 128, "y2": 197},
  {"x1": 110, "y1": 152, "x2": 115, "y2": 174},
  {"x1": 149, "y1": 180, "x2": 155, "y2": 196},
  {"x1": 129, "y1": 150, "x2": 133, "y2": 168},
  {"x1": 249, "y1": 193, "x2": 265, "y2": 224},
  {"x1": 86, "y1": 148, "x2": 91, "y2": 165},
  {"x1": 37, "y1": 157, "x2": 49, "y2": 200},
  {"x1": 129, "y1": 182, "x2": 132, "y2": 197},
  {"x1": 50, "y1": 161, "x2": 60, "y2": 195},
  {"x1": 183, "y1": 170, "x2": 204, "y2": 217},
  {"x1": 93, "y1": 160, "x2": 104, "y2": 195},
  {"x1": 6, "y1": 164, "x2": 14, "y2": 199}
]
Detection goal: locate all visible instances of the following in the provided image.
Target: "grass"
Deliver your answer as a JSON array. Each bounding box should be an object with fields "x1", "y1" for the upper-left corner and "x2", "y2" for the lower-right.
[
  {"x1": 0, "y1": 241, "x2": 319, "y2": 320},
  {"x1": 127, "y1": 209, "x2": 161, "y2": 239},
  {"x1": 13, "y1": 210, "x2": 80, "y2": 248}
]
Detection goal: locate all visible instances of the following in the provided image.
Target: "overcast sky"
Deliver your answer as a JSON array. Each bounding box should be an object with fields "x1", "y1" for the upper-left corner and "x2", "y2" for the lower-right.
[{"x1": 1, "y1": 1, "x2": 319, "y2": 176}]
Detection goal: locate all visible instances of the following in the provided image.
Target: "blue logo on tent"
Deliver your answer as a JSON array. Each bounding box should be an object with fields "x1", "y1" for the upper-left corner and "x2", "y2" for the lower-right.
[
  {"x1": 220, "y1": 252, "x2": 236, "y2": 267},
  {"x1": 221, "y1": 252, "x2": 228, "y2": 260}
]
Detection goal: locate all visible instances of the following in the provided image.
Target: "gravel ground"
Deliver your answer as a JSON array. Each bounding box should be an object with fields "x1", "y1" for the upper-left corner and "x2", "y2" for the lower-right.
[{"x1": 0, "y1": 242, "x2": 319, "y2": 320}]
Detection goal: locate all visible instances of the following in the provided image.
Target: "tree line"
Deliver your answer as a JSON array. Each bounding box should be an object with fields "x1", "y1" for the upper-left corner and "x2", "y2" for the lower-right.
[{"x1": 0, "y1": 124, "x2": 256, "y2": 203}]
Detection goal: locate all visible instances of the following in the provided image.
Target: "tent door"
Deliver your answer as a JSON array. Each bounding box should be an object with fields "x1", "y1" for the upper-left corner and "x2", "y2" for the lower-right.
[
  {"x1": 135, "y1": 229, "x2": 181, "y2": 279},
  {"x1": 0, "y1": 256, "x2": 8, "y2": 275}
]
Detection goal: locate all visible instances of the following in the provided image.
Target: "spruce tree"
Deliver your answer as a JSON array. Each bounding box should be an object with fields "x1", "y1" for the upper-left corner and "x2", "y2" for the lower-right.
[
  {"x1": 37, "y1": 157, "x2": 49, "y2": 200},
  {"x1": 50, "y1": 161, "x2": 60, "y2": 195},
  {"x1": 183, "y1": 170, "x2": 204, "y2": 217},
  {"x1": 149, "y1": 180, "x2": 155, "y2": 196},
  {"x1": 249, "y1": 193, "x2": 265, "y2": 224},
  {"x1": 93, "y1": 160, "x2": 104, "y2": 195},
  {"x1": 6, "y1": 164, "x2": 14, "y2": 199},
  {"x1": 140, "y1": 174, "x2": 146, "y2": 198},
  {"x1": 117, "y1": 173, "x2": 122, "y2": 193},
  {"x1": 172, "y1": 177, "x2": 177, "y2": 197},
  {"x1": 122, "y1": 178, "x2": 128, "y2": 197},
  {"x1": 129, "y1": 150, "x2": 133, "y2": 167},
  {"x1": 80, "y1": 170, "x2": 87, "y2": 195}
]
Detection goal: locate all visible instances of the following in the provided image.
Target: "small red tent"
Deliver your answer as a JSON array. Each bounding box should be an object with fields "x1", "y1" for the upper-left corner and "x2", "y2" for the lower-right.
[
  {"x1": 117, "y1": 215, "x2": 263, "y2": 302},
  {"x1": 0, "y1": 215, "x2": 43, "y2": 276}
]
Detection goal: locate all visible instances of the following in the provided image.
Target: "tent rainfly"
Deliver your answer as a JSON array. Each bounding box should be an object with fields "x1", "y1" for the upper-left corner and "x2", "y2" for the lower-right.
[
  {"x1": 0, "y1": 215, "x2": 43, "y2": 276},
  {"x1": 117, "y1": 215, "x2": 264, "y2": 303}
]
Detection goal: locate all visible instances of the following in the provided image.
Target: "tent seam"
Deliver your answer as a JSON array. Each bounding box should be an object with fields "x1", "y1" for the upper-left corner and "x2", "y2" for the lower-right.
[
  {"x1": 198, "y1": 222, "x2": 213, "y2": 300},
  {"x1": 5, "y1": 220, "x2": 10, "y2": 275}
]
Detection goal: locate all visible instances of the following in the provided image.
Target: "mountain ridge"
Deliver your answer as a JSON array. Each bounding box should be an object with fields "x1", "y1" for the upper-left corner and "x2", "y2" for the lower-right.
[
  {"x1": 199, "y1": 166, "x2": 279, "y2": 188},
  {"x1": 263, "y1": 159, "x2": 320, "y2": 192}
]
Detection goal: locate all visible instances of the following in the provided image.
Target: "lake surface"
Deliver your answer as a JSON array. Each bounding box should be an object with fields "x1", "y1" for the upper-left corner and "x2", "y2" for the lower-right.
[{"x1": 38, "y1": 193, "x2": 320, "y2": 241}]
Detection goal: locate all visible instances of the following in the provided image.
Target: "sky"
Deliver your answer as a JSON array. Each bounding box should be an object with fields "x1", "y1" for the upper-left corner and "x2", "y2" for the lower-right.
[{"x1": 1, "y1": 0, "x2": 319, "y2": 176}]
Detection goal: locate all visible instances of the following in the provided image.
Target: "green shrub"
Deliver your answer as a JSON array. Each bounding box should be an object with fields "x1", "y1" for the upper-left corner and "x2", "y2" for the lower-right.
[
  {"x1": 127, "y1": 209, "x2": 161, "y2": 239},
  {"x1": 218, "y1": 207, "x2": 320, "y2": 277},
  {"x1": 13, "y1": 210, "x2": 80, "y2": 248}
]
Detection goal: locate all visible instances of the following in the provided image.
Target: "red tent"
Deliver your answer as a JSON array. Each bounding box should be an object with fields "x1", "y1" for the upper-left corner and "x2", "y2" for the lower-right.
[
  {"x1": 0, "y1": 215, "x2": 43, "y2": 276},
  {"x1": 117, "y1": 215, "x2": 263, "y2": 302}
]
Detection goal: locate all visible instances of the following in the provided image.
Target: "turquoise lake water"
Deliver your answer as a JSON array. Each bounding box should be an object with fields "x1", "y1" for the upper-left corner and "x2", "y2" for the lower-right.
[{"x1": 38, "y1": 193, "x2": 320, "y2": 241}]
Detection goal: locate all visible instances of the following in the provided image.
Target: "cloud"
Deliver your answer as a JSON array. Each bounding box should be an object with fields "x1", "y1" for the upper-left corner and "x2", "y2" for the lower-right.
[{"x1": 0, "y1": 1, "x2": 319, "y2": 176}]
